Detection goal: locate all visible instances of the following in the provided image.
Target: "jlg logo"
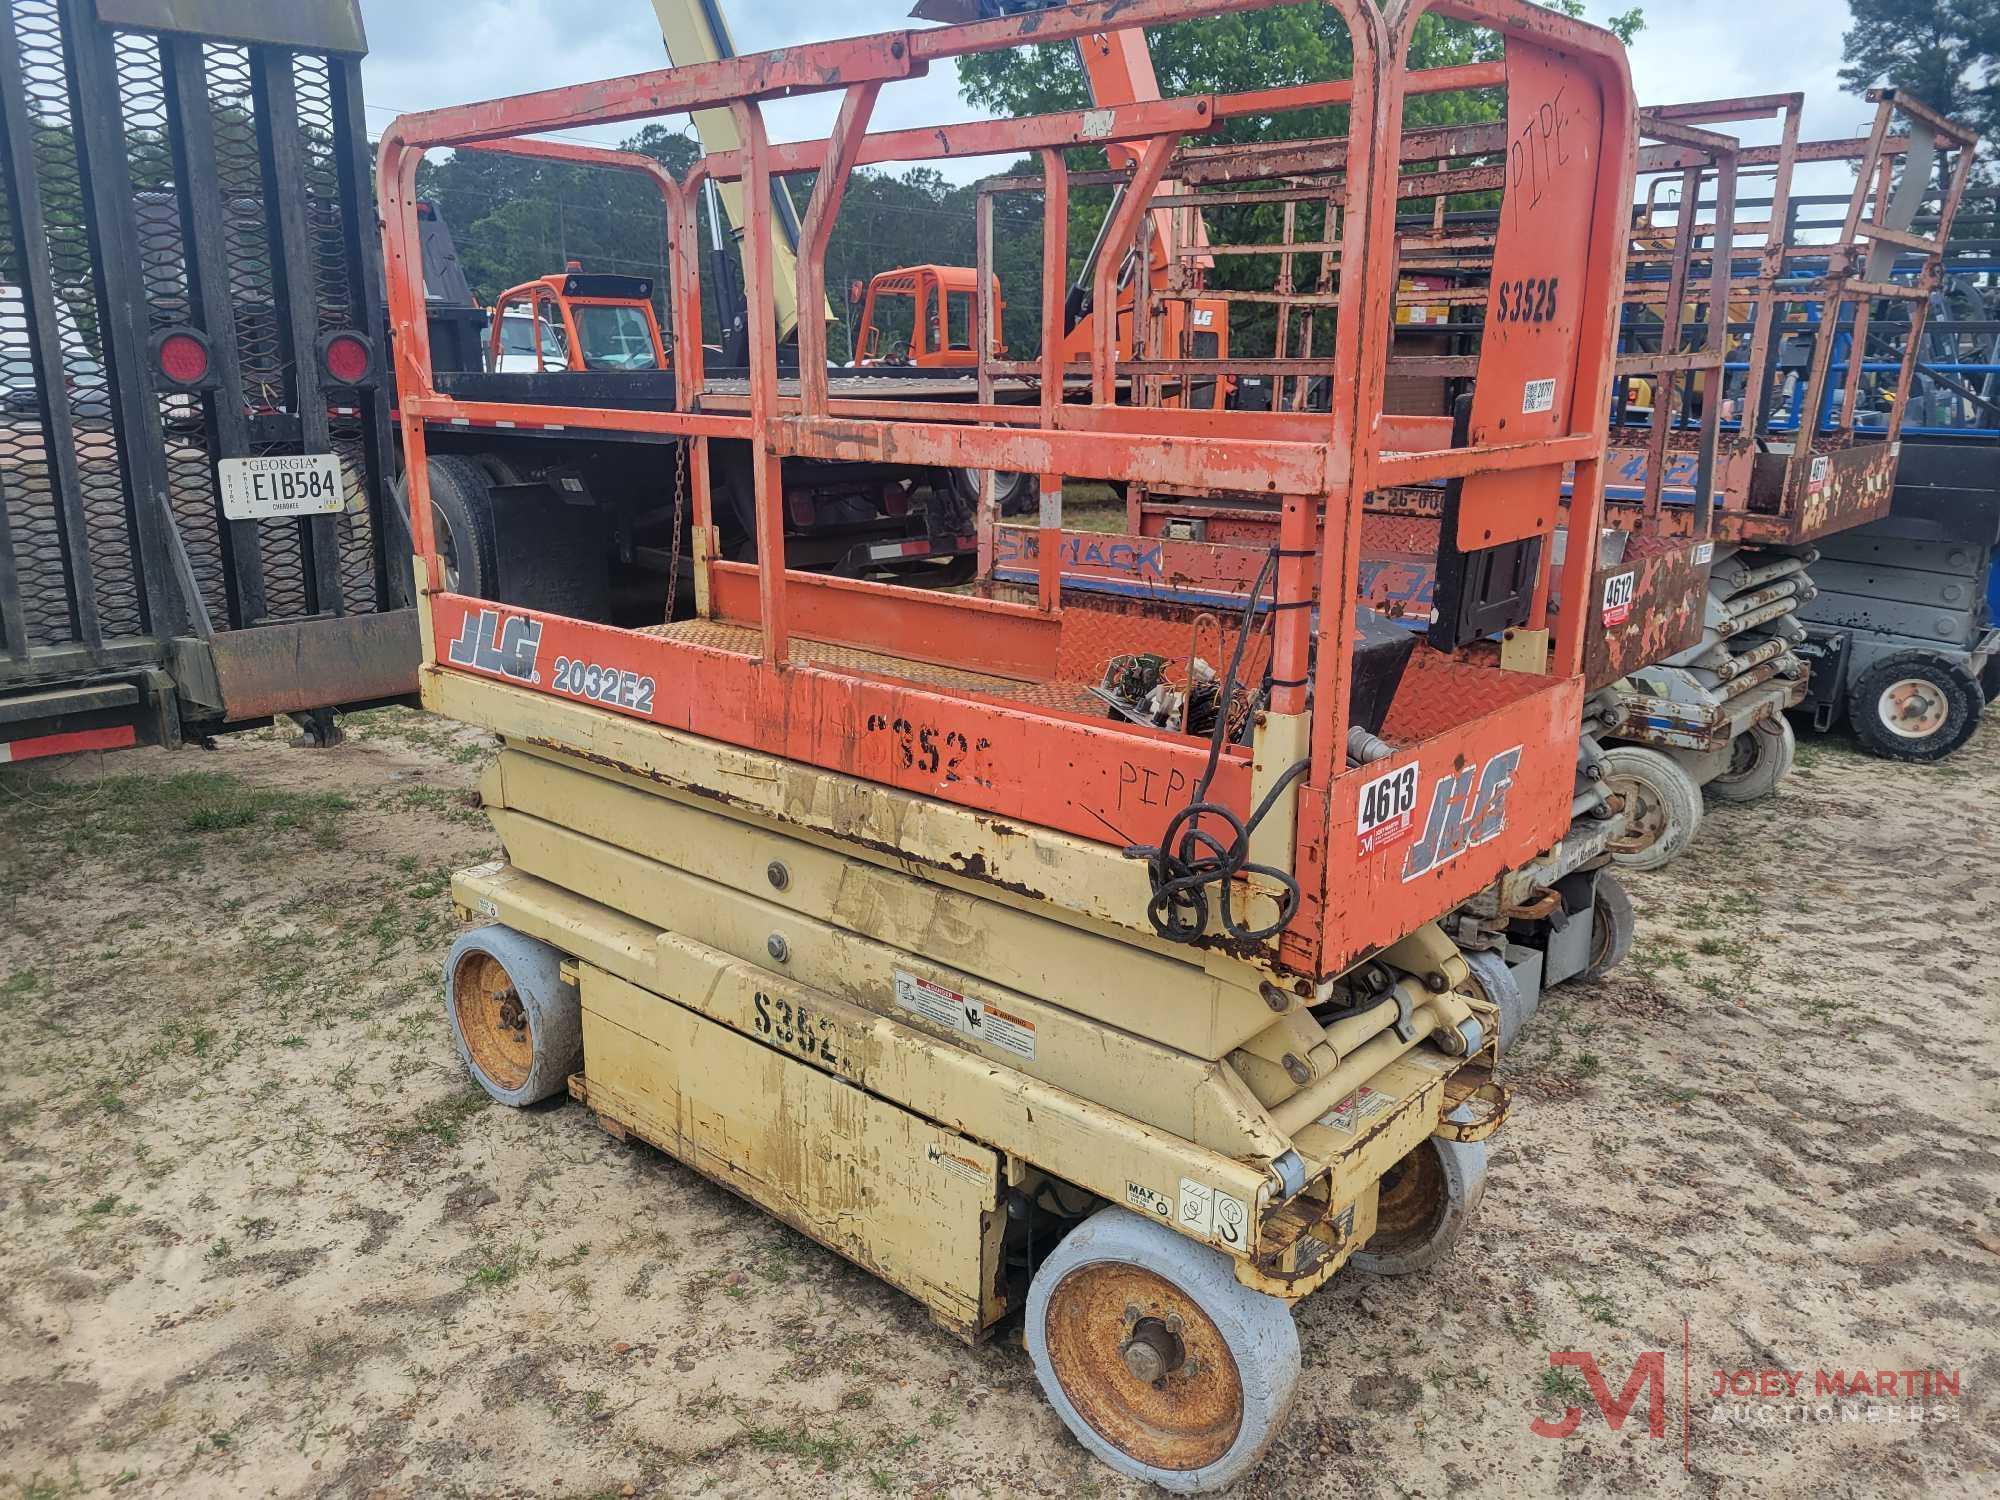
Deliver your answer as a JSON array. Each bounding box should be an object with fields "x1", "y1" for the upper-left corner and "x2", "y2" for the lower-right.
[
  {"x1": 445, "y1": 607, "x2": 543, "y2": 684},
  {"x1": 1400, "y1": 744, "x2": 1523, "y2": 882}
]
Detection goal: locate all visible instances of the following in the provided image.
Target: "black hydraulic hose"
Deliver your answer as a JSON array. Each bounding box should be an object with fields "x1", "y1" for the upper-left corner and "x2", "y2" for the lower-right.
[{"x1": 1126, "y1": 547, "x2": 1312, "y2": 944}]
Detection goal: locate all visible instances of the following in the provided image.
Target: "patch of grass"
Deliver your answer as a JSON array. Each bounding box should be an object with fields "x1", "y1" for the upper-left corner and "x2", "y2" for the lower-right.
[
  {"x1": 1061, "y1": 481, "x2": 1126, "y2": 533},
  {"x1": 742, "y1": 1422, "x2": 854, "y2": 1472},
  {"x1": 206, "y1": 1237, "x2": 231, "y2": 1262},
  {"x1": 1541, "y1": 1365, "x2": 1589, "y2": 1404},
  {"x1": 465, "y1": 1239, "x2": 539, "y2": 1292},
  {"x1": 386, "y1": 1089, "x2": 488, "y2": 1151},
  {"x1": 1577, "y1": 1290, "x2": 1621, "y2": 1325},
  {"x1": 387, "y1": 784, "x2": 487, "y2": 829},
  {"x1": 3, "y1": 769, "x2": 352, "y2": 857}
]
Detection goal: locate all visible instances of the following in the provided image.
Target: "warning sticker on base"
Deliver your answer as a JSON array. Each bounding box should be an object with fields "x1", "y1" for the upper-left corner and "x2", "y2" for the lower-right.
[
  {"x1": 1317, "y1": 1085, "x2": 1396, "y2": 1133},
  {"x1": 925, "y1": 1142, "x2": 989, "y2": 1186},
  {"x1": 892, "y1": 969, "x2": 1037, "y2": 1062},
  {"x1": 1178, "y1": 1178, "x2": 1249, "y2": 1249},
  {"x1": 1126, "y1": 1182, "x2": 1172, "y2": 1219}
]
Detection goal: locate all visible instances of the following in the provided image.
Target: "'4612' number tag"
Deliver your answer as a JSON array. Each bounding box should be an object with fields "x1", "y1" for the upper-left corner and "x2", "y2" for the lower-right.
[{"x1": 1601, "y1": 570, "x2": 1636, "y2": 627}]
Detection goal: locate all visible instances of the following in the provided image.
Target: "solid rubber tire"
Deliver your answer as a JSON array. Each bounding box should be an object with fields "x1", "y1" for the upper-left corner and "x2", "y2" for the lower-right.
[
  {"x1": 1706, "y1": 715, "x2": 1795, "y2": 804},
  {"x1": 1026, "y1": 1207, "x2": 1300, "y2": 1493},
  {"x1": 1463, "y1": 946, "x2": 1532, "y2": 1057},
  {"x1": 444, "y1": 925, "x2": 582, "y2": 1107},
  {"x1": 1599, "y1": 745, "x2": 1703, "y2": 871},
  {"x1": 1348, "y1": 1119, "x2": 1488, "y2": 1278},
  {"x1": 1579, "y1": 872, "x2": 1636, "y2": 982}
]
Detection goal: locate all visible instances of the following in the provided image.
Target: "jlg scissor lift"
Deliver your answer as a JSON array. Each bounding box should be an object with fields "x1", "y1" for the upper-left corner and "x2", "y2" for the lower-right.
[
  {"x1": 1583, "y1": 92, "x2": 1979, "y2": 860},
  {"x1": 1007, "y1": 85, "x2": 1977, "y2": 883},
  {"x1": 974, "y1": 99, "x2": 1744, "y2": 989},
  {"x1": 382, "y1": 1, "x2": 1634, "y2": 1487}
]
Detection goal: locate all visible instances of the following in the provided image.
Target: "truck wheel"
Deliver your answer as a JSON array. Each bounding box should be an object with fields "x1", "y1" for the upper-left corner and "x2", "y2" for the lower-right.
[
  {"x1": 1349, "y1": 1126, "x2": 1487, "y2": 1278},
  {"x1": 1579, "y1": 873, "x2": 1636, "y2": 982},
  {"x1": 952, "y1": 467, "x2": 1033, "y2": 517},
  {"x1": 386, "y1": 453, "x2": 501, "y2": 605},
  {"x1": 1848, "y1": 653, "x2": 1985, "y2": 762},
  {"x1": 444, "y1": 925, "x2": 582, "y2": 1107},
  {"x1": 1706, "y1": 715, "x2": 1795, "y2": 804},
  {"x1": 1026, "y1": 1207, "x2": 1299, "y2": 1493},
  {"x1": 1462, "y1": 946, "x2": 1531, "y2": 1056},
  {"x1": 1599, "y1": 746, "x2": 1702, "y2": 871}
]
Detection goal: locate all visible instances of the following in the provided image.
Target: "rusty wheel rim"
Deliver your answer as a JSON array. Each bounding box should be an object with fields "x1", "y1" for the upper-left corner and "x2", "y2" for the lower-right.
[
  {"x1": 1369, "y1": 1141, "x2": 1447, "y2": 1256},
  {"x1": 1604, "y1": 771, "x2": 1666, "y2": 855},
  {"x1": 1043, "y1": 1262, "x2": 1244, "y2": 1472},
  {"x1": 1719, "y1": 731, "x2": 1759, "y2": 783},
  {"x1": 1879, "y1": 678, "x2": 1948, "y2": 739},
  {"x1": 453, "y1": 949, "x2": 533, "y2": 1091}
]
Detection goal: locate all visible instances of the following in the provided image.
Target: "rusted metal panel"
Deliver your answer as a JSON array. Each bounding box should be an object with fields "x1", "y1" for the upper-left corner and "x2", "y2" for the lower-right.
[
  {"x1": 577, "y1": 963, "x2": 1007, "y2": 1342},
  {"x1": 208, "y1": 607, "x2": 419, "y2": 721},
  {"x1": 1582, "y1": 535, "x2": 1710, "y2": 692},
  {"x1": 1749, "y1": 441, "x2": 1902, "y2": 543}
]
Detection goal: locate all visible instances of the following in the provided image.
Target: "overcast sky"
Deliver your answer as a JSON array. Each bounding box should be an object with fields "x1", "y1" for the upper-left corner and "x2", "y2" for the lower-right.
[{"x1": 357, "y1": 1, "x2": 1878, "y2": 179}]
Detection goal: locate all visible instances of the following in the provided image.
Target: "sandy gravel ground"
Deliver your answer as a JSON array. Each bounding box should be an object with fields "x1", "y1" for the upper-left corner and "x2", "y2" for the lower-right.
[{"x1": 1, "y1": 707, "x2": 1996, "y2": 1499}]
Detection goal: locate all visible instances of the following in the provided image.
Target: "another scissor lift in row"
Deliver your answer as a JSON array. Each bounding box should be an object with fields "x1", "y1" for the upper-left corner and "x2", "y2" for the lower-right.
[
  {"x1": 382, "y1": 1, "x2": 1636, "y2": 1487},
  {"x1": 990, "y1": 84, "x2": 1975, "y2": 954}
]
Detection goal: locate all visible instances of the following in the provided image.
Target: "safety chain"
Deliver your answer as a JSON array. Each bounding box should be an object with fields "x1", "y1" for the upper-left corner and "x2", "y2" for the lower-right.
[{"x1": 664, "y1": 436, "x2": 689, "y2": 622}]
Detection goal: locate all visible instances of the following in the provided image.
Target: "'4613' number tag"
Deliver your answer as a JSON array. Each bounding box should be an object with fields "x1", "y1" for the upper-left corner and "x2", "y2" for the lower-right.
[{"x1": 1357, "y1": 761, "x2": 1419, "y2": 853}]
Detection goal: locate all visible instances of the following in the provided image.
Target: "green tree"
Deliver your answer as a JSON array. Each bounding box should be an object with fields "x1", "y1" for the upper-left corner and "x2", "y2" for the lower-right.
[
  {"x1": 1839, "y1": 0, "x2": 1998, "y2": 148},
  {"x1": 955, "y1": 4, "x2": 1642, "y2": 354},
  {"x1": 415, "y1": 125, "x2": 700, "y2": 333}
]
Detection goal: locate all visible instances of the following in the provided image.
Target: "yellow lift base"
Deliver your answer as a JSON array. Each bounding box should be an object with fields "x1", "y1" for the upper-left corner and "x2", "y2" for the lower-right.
[{"x1": 441, "y1": 734, "x2": 1508, "y2": 1489}]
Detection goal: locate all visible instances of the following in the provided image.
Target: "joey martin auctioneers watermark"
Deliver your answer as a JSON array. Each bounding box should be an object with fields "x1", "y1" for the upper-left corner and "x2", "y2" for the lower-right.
[{"x1": 1531, "y1": 1322, "x2": 1965, "y2": 1468}]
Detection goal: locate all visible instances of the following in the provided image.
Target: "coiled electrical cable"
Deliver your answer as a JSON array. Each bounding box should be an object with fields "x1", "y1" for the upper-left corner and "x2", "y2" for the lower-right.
[{"x1": 1127, "y1": 547, "x2": 1312, "y2": 944}]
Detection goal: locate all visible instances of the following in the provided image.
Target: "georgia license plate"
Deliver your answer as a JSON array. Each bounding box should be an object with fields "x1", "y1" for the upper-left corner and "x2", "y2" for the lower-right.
[{"x1": 217, "y1": 452, "x2": 347, "y2": 520}]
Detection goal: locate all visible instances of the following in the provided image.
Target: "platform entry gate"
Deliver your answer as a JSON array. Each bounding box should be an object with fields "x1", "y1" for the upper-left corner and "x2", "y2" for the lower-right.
[{"x1": 0, "y1": 0, "x2": 414, "y2": 760}]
